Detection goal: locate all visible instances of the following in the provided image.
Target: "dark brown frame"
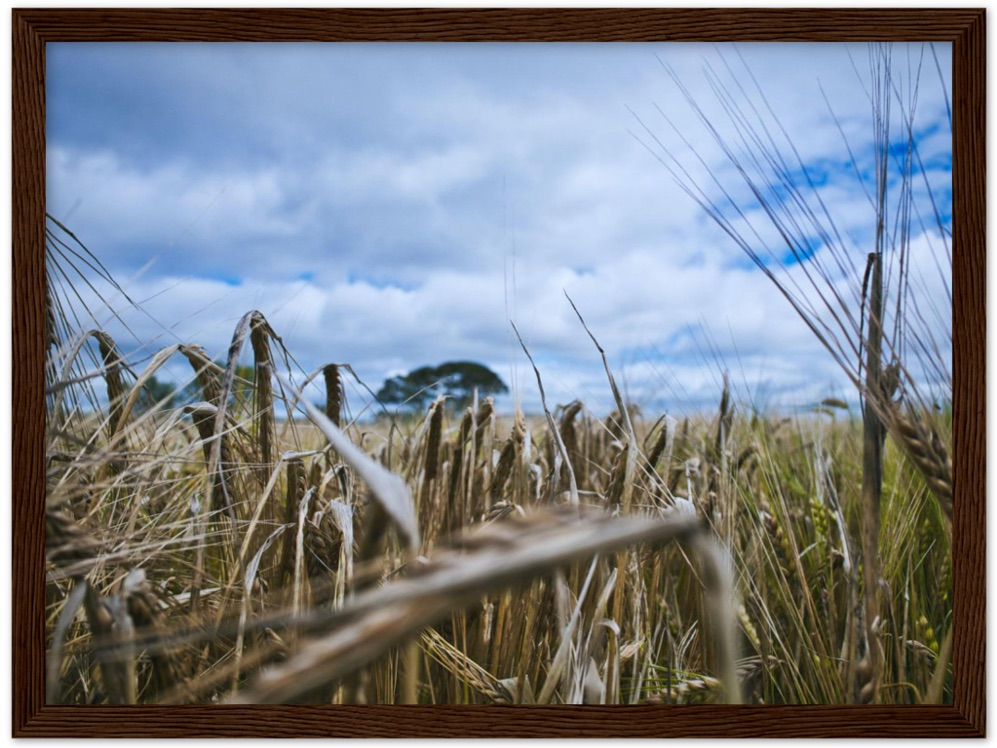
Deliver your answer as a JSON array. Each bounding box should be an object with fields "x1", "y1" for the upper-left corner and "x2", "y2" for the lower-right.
[{"x1": 13, "y1": 8, "x2": 984, "y2": 738}]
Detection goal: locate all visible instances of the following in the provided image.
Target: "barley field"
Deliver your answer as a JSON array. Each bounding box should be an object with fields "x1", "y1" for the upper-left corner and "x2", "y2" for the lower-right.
[
  {"x1": 43, "y1": 42, "x2": 952, "y2": 707},
  {"x1": 44, "y1": 230, "x2": 951, "y2": 707}
]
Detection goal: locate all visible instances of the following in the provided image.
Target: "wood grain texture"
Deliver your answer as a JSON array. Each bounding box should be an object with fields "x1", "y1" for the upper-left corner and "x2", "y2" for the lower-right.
[
  {"x1": 8, "y1": 8, "x2": 986, "y2": 42},
  {"x1": 12, "y1": 8, "x2": 47, "y2": 738},
  {"x1": 950, "y1": 8, "x2": 986, "y2": 738},
  {"x1": 7, "y1": 704, "x2": 985, "y2": 739},
  {"x1": 12, "y1": 7, "x2": 985, "y2": 739}
]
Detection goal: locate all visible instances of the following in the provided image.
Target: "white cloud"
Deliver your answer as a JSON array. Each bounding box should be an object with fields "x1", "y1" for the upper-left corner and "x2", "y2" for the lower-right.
[{"x1": 46, "y1": 41, "x2": 952, "y2": 416}]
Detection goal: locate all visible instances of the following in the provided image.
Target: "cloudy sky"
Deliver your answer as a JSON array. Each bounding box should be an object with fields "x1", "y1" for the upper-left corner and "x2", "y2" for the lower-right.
[{"x1": 46, "y1": 41, "x2": 952, "y2": 417}]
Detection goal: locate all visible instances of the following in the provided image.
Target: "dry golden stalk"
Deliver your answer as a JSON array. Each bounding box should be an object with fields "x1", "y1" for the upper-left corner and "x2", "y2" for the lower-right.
[
  {"x1": 886, "y1": 407, "x2": 953, "y2": 521},
  {"x1": 446, "y1": 407, "x2": 474, "y2": 527},
  {"x1": 46, "y1": 506, "x2": 104, "y2": 573},
  {"x1": 77, "y1": 570, "x2": 171, "y2": 705},
  {"x1": 458, "y1": 407, "x2": 473, "y2": 444},
  {"x1": 422, "y1": 627, "x2": 516, "y2": 703},
  {"x1": 667, "y1": 419, "x2": 692, "y2": 495},
  {"x1": 124, "y1": 576, "x2": 190, "y2": 703},
  {"x1": 353, "y1": 498, "x2": 389, "y2": 591},
  {"x1": 94, "y1": 330, "x2": 126, "y2": 442},
  {"x1": 423, "y1": 397, "x2": 444, "y2": 484},
  {"x1": 83, "y1": 583, "x2": 135, "y2": 704},
  {"x1": 179, "y1": 344, "x2": 222, "y2": 406},
  {"x1": 645, "y1": 416, "x2": 670, "y2": 473},
  {"x1": 734, "y1": 446, "x2": 757, "y2": 474},
  {"x1": 470, "y1": 470, "x2": 487, "y2": 520},
  {"x1": 925, "y1": 626, "x2": 953, "y2": 705},
  {"x1": 263, "y1": 628, "x2": 291, "y2": 662},
  {"x1": 473, "y1": 396, "x2": 495, "y2": 457},
  {"x1": 305, "y1": 508, "x2": 342, "y2": 589},
  {"x1": 323, "y1": 364, "x2": 343, "y2": 428},
  {"x1": 486, "y1": 500, "x2": 523, "y2": 522},
  {"x1": 606, "y1": 445, "x2": 628, "y2": 507},
  {"x1": 854, "y1": 649, "x2": 876, "y2": 704},
  {"x1": 278, "y1": 458, "x2": 307, "y2": 587},
  {"x1": 558, "y1": 400, "x2": 583, "y2": 486},
  {"x1": 644, "y1": 672, "x2": 724, "y2": 704},
  {"x1": 759, "y1": 500, "x2": 799, "y2": 590},
  {"x1": 737, "y1": 604, "x2": 761, "y2": 652},
  {"x1": 45, "y1": 281, "x2": 59, "y2": 350},
  {"x1": 643, "y1": 657, "x2": 769, "y2": 705},
  {"x1": 559, "y1": 400, "x2": 583, "y2": 444},
  {"x1": 490, "y1": 413, "x2": 526, "y2": 503},
  {"x1": 229, "y1": 507, "x2": 704, "y2": 704},
  {"x1": 249, "y1": 312, "x2": 275, "y2": 472},
  {"x1": 713, "y1": 373, "x2": 733, "y2": 465},
  {"x1": 490, "y1": 437, "x2": 517, "y2": 503},
  {"x1": 859, "y1": 250, "x2": 885, "y2": 705},
  {"x1": 604, "y1": 406, "x2": 639, "y2": 443}
]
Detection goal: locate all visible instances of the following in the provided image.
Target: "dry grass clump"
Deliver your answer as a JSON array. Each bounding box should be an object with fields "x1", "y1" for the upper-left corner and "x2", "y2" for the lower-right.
[{"x1": 45, "y1": 223, "x2": 752, "y2": 705}]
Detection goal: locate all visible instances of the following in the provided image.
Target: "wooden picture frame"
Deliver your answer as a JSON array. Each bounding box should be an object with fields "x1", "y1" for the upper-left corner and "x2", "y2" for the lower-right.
[{"x1": 13, "y1": 8, "x2": 984, "y2": 738}]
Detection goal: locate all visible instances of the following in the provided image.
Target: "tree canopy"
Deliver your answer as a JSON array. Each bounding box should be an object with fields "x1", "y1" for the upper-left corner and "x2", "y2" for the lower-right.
[{"x1": 376, "y1": 361, "x2": 508, "y2": 412}]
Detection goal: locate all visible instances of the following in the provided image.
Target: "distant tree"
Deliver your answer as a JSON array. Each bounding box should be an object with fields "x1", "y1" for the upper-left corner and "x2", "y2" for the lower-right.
[{"x1": 376, "y1": 361, "x2": 508, "y2": 412}]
